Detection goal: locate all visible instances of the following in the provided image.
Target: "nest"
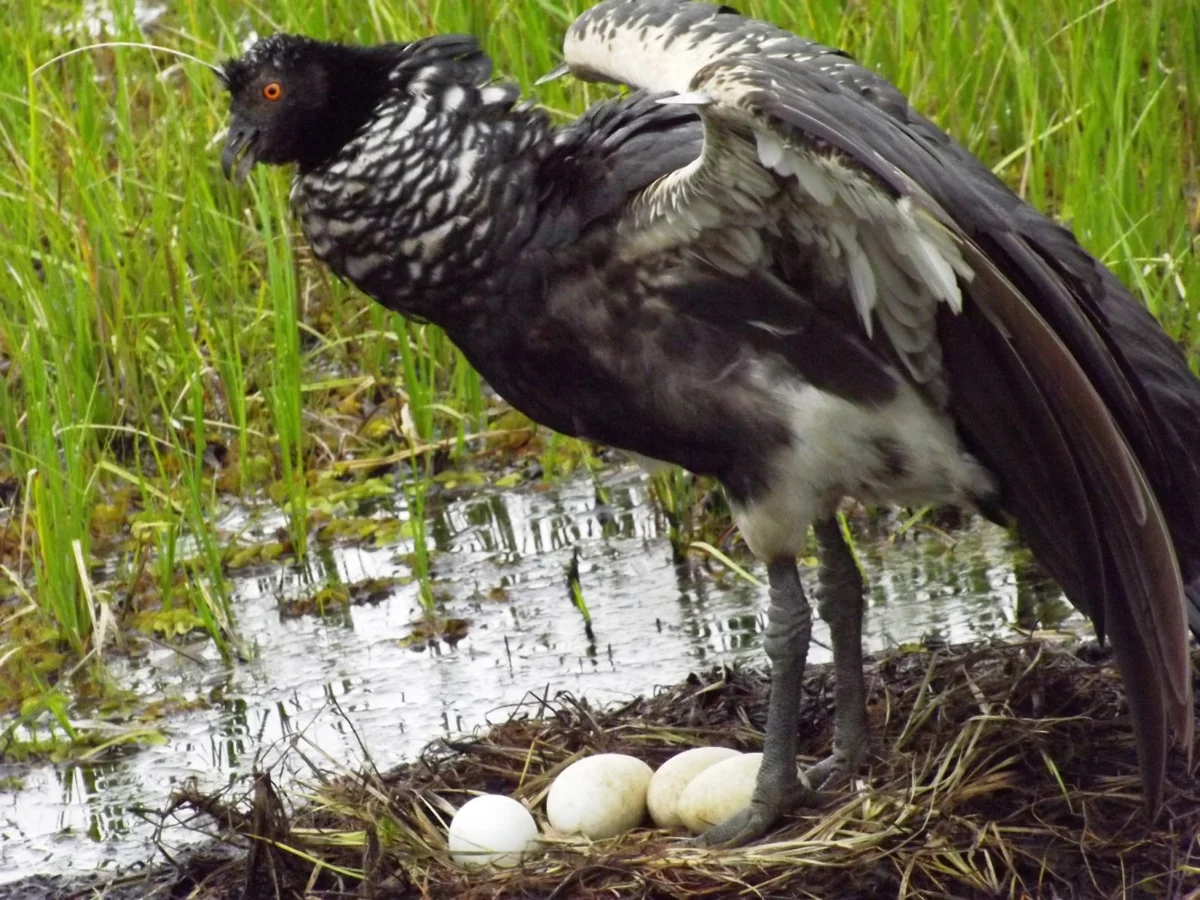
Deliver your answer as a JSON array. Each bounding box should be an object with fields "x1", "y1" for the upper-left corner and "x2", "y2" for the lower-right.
[{"x1": 106, "y1": 641, "x2": 1200, "y2": 899}]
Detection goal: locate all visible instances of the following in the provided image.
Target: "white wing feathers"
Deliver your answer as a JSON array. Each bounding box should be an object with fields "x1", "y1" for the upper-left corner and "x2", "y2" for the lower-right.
[{"x1": 561, "y1": 0, "x2": 975, "y2": 388}]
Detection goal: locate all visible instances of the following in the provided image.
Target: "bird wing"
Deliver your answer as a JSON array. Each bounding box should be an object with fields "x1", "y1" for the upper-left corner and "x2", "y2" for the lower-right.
[{"x1": 557, "y1": 0, "x2": 1193, "y2": 806}]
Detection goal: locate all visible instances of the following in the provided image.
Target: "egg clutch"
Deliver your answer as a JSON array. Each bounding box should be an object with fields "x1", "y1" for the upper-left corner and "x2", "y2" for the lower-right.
[{"x1": 447, "y1": 748, "x2": 764, "y2": 866}]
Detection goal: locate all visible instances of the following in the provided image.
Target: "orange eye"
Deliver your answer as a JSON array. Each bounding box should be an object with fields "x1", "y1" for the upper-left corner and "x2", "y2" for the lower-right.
[{"x1": 262, "y1": 81, "x2": 283, "y2": 101}]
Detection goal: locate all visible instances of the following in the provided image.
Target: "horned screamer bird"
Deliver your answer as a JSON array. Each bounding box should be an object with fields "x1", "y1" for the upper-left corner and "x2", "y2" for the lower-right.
[{"x1": 220, "y1": 0, "x2": 1200, "y2": 845}]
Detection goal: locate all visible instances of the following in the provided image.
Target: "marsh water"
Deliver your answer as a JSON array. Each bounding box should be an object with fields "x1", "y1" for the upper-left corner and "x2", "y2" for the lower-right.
[{"x1": 0, "y1": 465, "x2": 1077, "y2": 884}]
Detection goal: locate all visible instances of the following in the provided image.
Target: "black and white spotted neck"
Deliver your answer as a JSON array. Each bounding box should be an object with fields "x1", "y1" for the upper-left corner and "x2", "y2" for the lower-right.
[{"x1": 288, "y1": 44, "x2": 553, "y2": 320}]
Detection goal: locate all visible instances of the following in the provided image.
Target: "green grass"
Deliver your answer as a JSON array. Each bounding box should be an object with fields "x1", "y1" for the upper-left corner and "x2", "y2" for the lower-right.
[{"x1": 0, "y1": 0, "x2": 1197, "y2": 720}]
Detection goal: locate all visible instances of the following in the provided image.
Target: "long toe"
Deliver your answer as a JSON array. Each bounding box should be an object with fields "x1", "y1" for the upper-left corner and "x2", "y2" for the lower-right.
[
  {"x1": 798, "y1": 754, "x2": 849, "y2": 792},
  {"x1": 696, "y1": 802, "x2": 780, "y2": 848},
  {"x1": 697, "y1": 781, "x2": 827, "y2": 848}
]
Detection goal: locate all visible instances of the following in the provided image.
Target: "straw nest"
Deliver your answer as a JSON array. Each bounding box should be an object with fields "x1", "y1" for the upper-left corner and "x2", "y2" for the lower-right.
[{"x1": 129, "y1": 640, "x2": 1200, "y2": 899}]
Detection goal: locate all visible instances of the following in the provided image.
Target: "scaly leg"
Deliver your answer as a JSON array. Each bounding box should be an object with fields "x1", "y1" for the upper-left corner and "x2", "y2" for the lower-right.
[
  {"x1": 800, "y1": 517, "x2": 868, "y2": 789},
  {"x1": 700, "y1": 558, "x2": 823, "y2": 846}
]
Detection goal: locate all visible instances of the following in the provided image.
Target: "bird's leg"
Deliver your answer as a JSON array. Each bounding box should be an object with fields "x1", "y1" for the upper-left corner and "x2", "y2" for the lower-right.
[
  {"x1": 700, "y1": 557, "x2": 822, "y2": 847},
  {"x1": 799, "y1": 517, "x2": 868, "y2": 789}
]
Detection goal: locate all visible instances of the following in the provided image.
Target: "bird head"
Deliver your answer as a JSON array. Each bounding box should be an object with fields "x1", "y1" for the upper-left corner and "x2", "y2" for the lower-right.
[
  {"x1": 218, "y1": 32, "x2": 536, "y2": 313},
  {"x1": 220, "y1": 35, "x2": 349, "y2": 183},
  {"x1": 220, "y1": 34, "x2": 489, "y2": 185}
]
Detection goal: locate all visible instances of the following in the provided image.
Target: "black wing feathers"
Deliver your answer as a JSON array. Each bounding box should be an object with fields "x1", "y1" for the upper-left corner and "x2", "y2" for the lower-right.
[
  {"x1": 530, "y1": 94, "x2": 704, "y2": 251},
  {"x1": 657, "y1": 267, "x2": 899, "y2": 406},
  {"x1": 745, "y1": 50, "x2": 1198, "y2": 789},
  {"x1": 662, "y1": 30, "x2": 1197, "y2": 798},
  {"x1": 894, "y1": 110, "x2": 1200, "y2": 633}
]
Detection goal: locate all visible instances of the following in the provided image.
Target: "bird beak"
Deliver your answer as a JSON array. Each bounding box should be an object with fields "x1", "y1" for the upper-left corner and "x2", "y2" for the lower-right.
[
  {"x1": 221, "y1": 121, "x2": 259, "y2": 186},
  {"x1": 534, "y1": 62, "x2": 570, "y2": 86}
]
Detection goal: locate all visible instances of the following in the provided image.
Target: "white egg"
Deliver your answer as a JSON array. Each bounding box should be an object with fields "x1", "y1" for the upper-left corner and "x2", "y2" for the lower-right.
[
  {"x1": 676, "y1": 752, "x2": 763, "y2": 835},
  {"x1": 647, "y1": 747, "x2": 742, "y2": 828},
  {"x1": 546, "y1": 753, "x2": 654, "y2": 839},
  {"x1": 448, "y1": 794, "x2": 539, "y2": 868}
]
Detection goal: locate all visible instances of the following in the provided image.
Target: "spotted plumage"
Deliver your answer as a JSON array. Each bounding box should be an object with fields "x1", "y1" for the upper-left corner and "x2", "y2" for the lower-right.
[{"x1": 220, "y1": 0, "x2": 1200, "y2": 845}]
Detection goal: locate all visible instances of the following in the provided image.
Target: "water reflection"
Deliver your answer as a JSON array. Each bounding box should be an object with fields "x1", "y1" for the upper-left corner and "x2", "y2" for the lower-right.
[{"x1": 0, "y1": 466, "x2": 1078, "y2": 883}]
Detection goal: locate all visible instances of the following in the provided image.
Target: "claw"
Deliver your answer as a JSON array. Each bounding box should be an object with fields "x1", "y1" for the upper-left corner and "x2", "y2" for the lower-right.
[
  {"x1": 798, "y1": 754, "x2": 846, "y2": 792},
  {"x1": 697, "y1": 780, "x2": 828, "y2": 848},
  {"x1": 696, "y1": 803, "x2": 778, "y2": 848}
]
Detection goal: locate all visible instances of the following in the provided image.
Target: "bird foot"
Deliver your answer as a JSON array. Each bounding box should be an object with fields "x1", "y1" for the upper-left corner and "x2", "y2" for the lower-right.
[
  {"x1": 798, "y1": 752, "x2": 854, "y2": 792},
  {"x1": 694, "y1": 752, "x2": 861, "y2": 848},
  {"x1": 695, "y1": 778, "x2": 828, "y2": 848}
]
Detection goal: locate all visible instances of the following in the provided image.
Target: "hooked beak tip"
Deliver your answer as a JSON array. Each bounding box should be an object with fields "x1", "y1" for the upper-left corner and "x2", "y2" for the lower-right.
[{"x1": 220, "y1": 127, "x2": 258, "y2": 186}]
